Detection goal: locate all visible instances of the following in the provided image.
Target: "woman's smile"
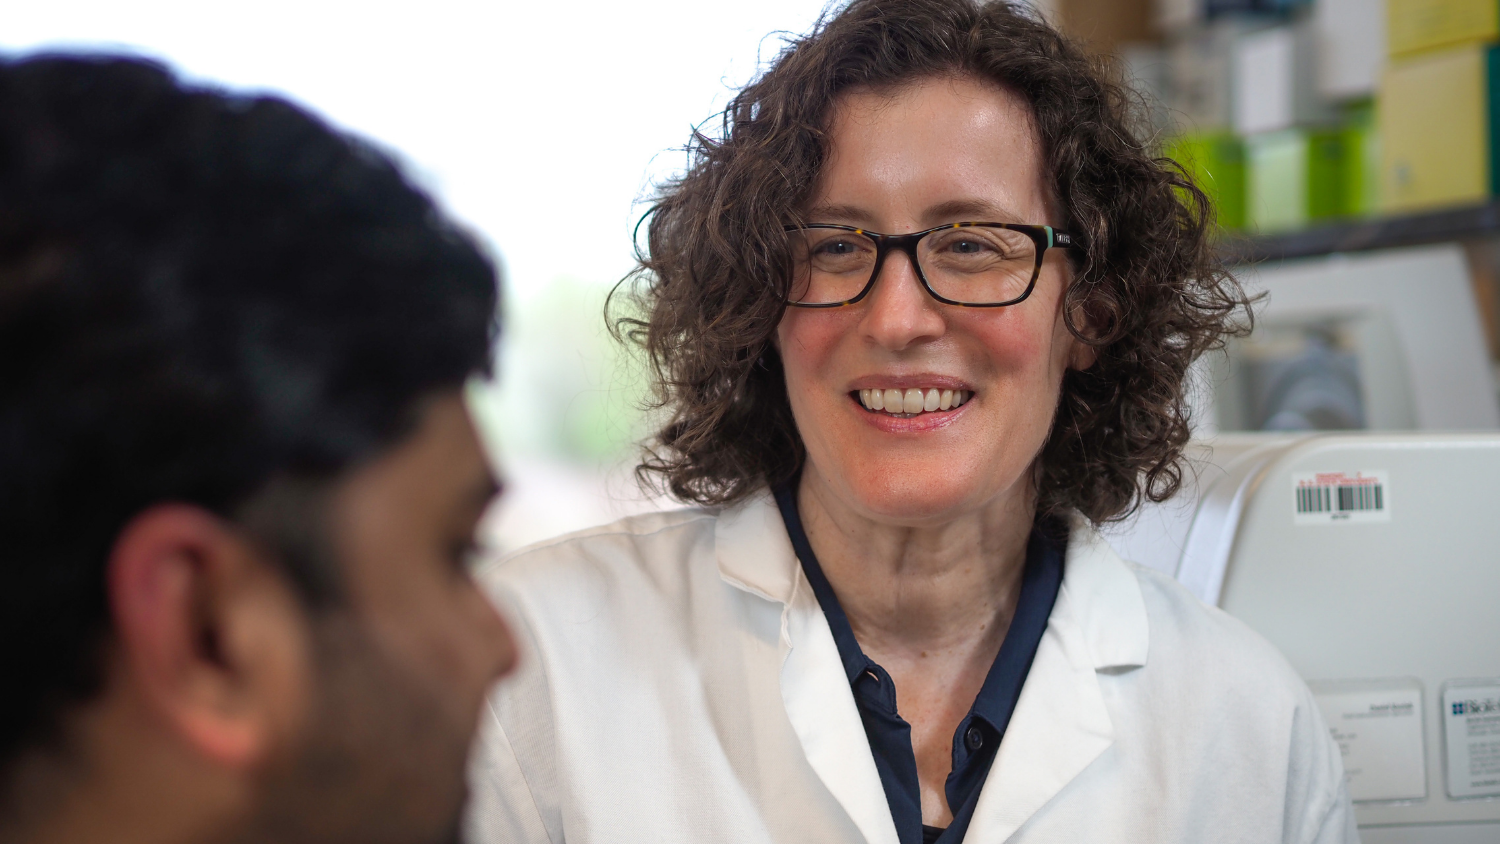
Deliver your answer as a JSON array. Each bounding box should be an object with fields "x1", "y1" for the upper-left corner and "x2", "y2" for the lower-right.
[
  {"x1": 845, "y1": 374, "x2": 975, "y2": 429},
  {"x1": 855, "y1": 387, "x2": 971, "y2": 415}
]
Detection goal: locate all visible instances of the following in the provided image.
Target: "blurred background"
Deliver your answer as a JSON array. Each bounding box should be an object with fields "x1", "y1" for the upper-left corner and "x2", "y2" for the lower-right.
[
  {"x1": 2, "y1": 0, "x2": 831, "y2": 548},
  {"x1": 10, "y1": 0, "x2": 1500, "y2": 552}
]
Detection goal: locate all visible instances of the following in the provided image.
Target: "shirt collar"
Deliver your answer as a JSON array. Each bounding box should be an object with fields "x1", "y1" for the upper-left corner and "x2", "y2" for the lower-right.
[{"x1": 966, "y1": 521, "x2": 1067, "y2": 731}]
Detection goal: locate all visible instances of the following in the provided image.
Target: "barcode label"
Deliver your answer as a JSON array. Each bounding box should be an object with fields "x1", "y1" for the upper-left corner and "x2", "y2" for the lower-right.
[
  {"x1": 1292, "y1": 470, "x2": 1391, "y2": 525},
  {"x1": 1296, "y1": 484, "x2": 1382, "y2": 513}
]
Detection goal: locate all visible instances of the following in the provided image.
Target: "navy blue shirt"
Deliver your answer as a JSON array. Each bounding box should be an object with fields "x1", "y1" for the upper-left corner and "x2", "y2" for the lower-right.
[{"x1": 772, "y1": 482, "x2": 1065, "y2": 844}]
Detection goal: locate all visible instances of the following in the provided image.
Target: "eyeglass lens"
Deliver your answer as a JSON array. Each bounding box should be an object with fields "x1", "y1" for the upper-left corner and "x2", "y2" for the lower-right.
[{"x1": 788, "y1": 227, "x2": 1038, "y2": 305}]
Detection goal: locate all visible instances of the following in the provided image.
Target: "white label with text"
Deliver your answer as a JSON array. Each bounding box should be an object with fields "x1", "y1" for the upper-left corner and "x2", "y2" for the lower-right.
[
  {"x1": 1443, "y1": 681, "x2": 1500, "y2": 799},
  {"x1": 1312, "y1": 681, "x2": 1426, "y2": 802}
]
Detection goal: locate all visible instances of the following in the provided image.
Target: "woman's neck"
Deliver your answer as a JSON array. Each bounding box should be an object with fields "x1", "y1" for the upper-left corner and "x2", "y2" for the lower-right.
[{"x1": 795, "y1": 468, "x2": 1035, "y2": 658}]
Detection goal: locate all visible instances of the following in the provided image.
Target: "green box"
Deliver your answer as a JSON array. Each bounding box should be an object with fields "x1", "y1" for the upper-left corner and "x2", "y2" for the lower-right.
[
  {"x1": 1245, "y1": 128, "x2": 1352, "y2": 234},
  {"x1": 1339, "y1": 100, "x2": 1381, "y2": 217},
  {"x1": 1165, "y1": 132, "x2": 1246, "y2": 231}
]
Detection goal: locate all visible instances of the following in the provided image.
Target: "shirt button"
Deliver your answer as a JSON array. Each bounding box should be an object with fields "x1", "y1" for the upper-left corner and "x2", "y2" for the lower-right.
[{"x1": 965, "y1": 726, "x2": 984, "y2": 752}]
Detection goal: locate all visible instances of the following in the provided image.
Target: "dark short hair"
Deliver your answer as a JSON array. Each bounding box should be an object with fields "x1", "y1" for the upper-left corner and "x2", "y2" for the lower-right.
[
  {"x1": 615, "y1": 0, "x2": 1250, "y2": 520},
  {"x1": 0, "y1": 55, "x2": 499, "y2": 765}
]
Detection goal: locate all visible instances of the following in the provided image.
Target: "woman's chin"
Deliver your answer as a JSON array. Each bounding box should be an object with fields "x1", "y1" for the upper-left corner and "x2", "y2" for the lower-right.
[{"x1": 827, "y1": 469, "x2": 1002, "y2": 527}]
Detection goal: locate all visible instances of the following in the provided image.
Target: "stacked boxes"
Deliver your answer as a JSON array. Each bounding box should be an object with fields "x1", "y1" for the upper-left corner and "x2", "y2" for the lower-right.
[
  {"x1": 1231, "y1": 20, "x2": 1347, "y2": 231},
  {"x1": 1151, "y1": 1, "x2": 1500, "y2": 230},
  {"x1": 1156, "y1": 1, "x2": 1384, "y2": 233},
  {"x1": 1379, "y1": 4, "x2": 1500, "y2": 213}
]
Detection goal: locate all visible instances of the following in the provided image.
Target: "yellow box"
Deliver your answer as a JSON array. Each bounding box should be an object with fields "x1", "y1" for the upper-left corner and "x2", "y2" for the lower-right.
[
  {"x1": 1388, "y1": 0, "x2": 1500, "y2": 57},
  {"x1": 1379, "y1": 43, "x2": 1500, "y2": 212}
]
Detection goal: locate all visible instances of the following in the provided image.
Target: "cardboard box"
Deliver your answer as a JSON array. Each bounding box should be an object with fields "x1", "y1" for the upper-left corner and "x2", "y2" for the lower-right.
[
  {"x1": 1167, "y1": 18, "x2": 1259, "y2": 131},
  {"x1": 1316, "y1": 0, "x2": 1387, "y2": 99},
  {"x1": 1245, "y1": 128, "x2": 1351, "y2": 233},
  {"x1": 1056, "y1": 0, "x2": 1154, "y2": 55},
  {"x1": 1388, "y1": 0, "x2": 1499, "y2": 58},
  {"x1": 1165, "y1": 132, "x2": 1247, "y2": 230},
  {"x1": 1379, "y1": 42, "x2": 1500, "y2": 213},
  {"x1": 1230, "y1": 21, "x2": 1338, "y2": 135},
  {"x1": 1234, "y1": 22, "x2": 1331, "y2": 134}
]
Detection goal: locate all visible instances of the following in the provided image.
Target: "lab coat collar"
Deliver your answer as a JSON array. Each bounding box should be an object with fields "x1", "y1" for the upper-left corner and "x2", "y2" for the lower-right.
[
  {"x1": 965, "y1": 519, "x2": 1148, "y2": 841},
  {"x1": 713, "y1": 492, "x2": 1151, "y2": 844},
  {"x1": 1063, "y1": 516, "x2": 1150, "y2": 670},
  {"x1": 716, "y1": 489, "x2": 900, "y2": 844},
  {"x1": 714, "y1": 488, "x2": 800, "y2": 608}
]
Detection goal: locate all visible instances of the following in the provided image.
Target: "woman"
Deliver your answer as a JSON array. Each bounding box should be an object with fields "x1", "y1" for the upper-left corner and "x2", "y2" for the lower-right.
[{"x1": 467, "y1": 1, "x2": 1355, "y2": 842}]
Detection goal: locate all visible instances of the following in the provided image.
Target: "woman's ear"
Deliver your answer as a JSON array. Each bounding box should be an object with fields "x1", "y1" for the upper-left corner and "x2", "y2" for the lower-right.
[
  {"x1": 1068, "y1": 338, "x2": 1098, "y2": 372},
  {"x1": 1062, "y1": 285, "x2": 1099, "y2": 372}
]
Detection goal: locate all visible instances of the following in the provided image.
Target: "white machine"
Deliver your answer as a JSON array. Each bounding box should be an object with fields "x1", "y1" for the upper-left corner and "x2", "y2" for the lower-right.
[
  {"x1": 1100, "y1": 433, "x2": 1297, "y2": 576},
  {"x1": 1175, "y1": 433, "x2": 1500, "y2": 843},
  {"x1": 1099, "y1": 243, "x2": 1500, "y2": 839},
  {"x1": 1106, "y1": 242, "x2": 1500, "y2": 577},
  {"x1": 1206, "y1": 243, "x2": 1500, "y2": 434}
]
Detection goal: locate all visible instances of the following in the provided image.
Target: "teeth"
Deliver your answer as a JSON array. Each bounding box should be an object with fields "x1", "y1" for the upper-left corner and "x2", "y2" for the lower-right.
[{"x1": 857, "y1": 387, "x2": 970, "y2": 414}]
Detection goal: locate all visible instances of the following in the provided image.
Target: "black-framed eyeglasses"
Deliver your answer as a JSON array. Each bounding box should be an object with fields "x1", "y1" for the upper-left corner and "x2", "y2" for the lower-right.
[{"x1": 782, "y1": 222, "x2": 1080, "y2": 308}]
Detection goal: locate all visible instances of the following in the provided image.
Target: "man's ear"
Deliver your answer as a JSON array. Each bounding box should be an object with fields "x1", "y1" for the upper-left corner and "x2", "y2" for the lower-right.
[{"x1": 107, "y1": 505, "x2": 315, "y2": 769}]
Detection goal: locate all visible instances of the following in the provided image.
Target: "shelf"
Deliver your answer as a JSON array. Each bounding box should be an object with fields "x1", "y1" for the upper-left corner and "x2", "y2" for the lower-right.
[{"x1": 1219, "y1": 203, "x2": 1500, "y2": 265}]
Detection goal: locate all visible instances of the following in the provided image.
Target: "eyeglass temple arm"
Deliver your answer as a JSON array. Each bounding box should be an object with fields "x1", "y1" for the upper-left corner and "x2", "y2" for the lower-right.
[{"x1": 1047, "y1": 227, "x2": 1080, "y2": 250}]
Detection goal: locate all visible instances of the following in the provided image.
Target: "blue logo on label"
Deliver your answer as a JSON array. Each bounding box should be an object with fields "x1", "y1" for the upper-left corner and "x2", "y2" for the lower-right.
[{"x1": 1454, "y1": 702, "x2": 1468, "y2": 715}]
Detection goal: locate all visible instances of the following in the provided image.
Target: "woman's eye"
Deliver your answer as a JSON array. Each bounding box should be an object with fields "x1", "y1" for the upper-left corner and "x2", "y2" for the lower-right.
[
  {"x1": 815, "y1": 239, "x2": 857, "y2": 255},
  {"x1": 949, "y1": 238, "x2": 994, "y2": 255}
]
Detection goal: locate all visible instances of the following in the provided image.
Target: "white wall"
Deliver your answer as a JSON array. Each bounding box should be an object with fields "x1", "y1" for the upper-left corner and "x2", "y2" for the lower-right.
[{"x1": 4, "y1": 0, "x2": 836, "y2": 548}]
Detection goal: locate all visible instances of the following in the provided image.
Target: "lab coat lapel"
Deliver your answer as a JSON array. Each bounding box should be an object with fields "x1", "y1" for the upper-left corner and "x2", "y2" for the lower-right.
[
  {"x1": 964, "y1": 523, "x2": 1149, "y2": 842},
  {"x1": 780, "y1": 572, "x2": 902, "y2": 844},
  {"x1": 715, "y1": 493, "x2": 901, "y2": 844}
]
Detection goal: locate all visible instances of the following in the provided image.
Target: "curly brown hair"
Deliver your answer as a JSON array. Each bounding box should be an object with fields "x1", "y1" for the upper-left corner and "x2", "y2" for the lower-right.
[{"x1": 613, "y1": 0, "x2": 1252, "y2": 523}]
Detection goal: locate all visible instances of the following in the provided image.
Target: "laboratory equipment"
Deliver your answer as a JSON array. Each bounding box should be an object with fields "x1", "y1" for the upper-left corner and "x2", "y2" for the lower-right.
[
  {"x1": 1178, "y1": 432, "x2": 1500, "y2": 843},
  {"x1": 1209, "y1": 244, "x2": 1499, "y2": 433}
]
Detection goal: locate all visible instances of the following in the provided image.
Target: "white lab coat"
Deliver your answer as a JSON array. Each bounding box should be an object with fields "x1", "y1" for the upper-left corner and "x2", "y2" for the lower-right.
[{"x1": 466, "y1": 490, "x2": 1358, "y2": 844}]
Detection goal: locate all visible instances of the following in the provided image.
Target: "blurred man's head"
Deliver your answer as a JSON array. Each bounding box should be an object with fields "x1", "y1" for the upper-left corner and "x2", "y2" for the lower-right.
[{"x1": 0, "y1": 54, "x2": 514, "y2": 844}]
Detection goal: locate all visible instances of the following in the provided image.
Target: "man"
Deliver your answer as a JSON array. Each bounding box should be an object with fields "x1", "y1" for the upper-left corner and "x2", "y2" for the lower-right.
[{"x1": 0, "y1": 54, "x2": 515, "y2": 844}]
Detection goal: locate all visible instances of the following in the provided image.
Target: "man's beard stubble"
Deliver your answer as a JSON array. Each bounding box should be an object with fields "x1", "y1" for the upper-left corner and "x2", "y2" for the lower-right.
[{"x1": 221, "y1": 611, "x2": 473, "y2": 844}]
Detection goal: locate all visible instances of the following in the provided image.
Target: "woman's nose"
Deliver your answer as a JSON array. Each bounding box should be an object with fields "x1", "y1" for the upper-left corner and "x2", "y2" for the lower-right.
[{"x1": 860, "y1": 249, "x2": 946, "y2": 351}]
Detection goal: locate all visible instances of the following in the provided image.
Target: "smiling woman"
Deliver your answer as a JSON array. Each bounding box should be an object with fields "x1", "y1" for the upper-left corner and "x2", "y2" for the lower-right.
[{"x1": 468, "y1": 2, "x2": 1358, "y2": 843}]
